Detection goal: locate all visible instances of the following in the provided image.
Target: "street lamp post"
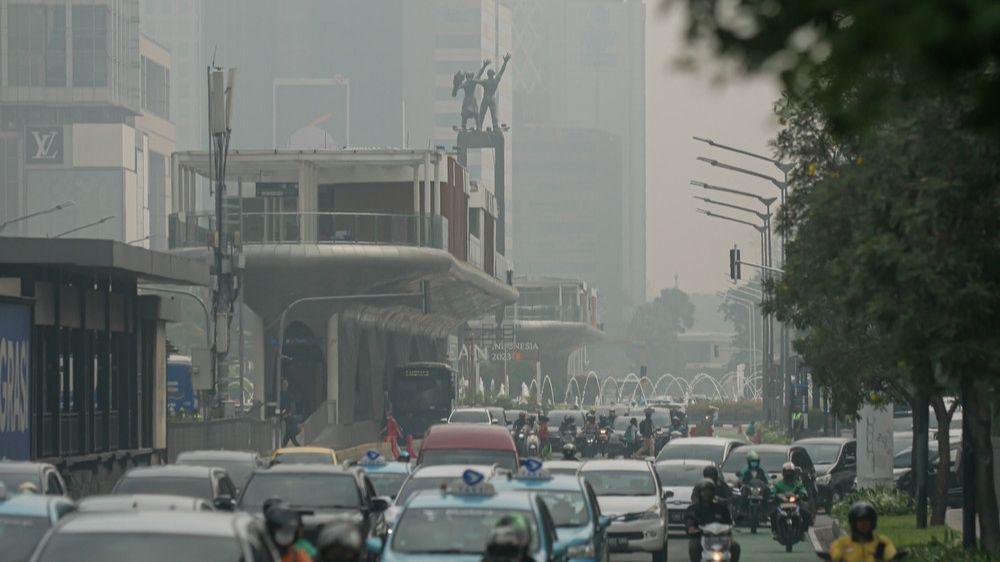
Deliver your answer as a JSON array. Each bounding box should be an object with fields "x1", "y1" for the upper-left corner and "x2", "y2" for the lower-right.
[
  {"x1": 720, "y1": 293, "x2": 758, "y2": 383},
  {"x1": 52, "y1": 216, "x2": 115, "y2": 238},
  {"x1": 0, "y1": 201, "x2": 75, "y2": 233}
]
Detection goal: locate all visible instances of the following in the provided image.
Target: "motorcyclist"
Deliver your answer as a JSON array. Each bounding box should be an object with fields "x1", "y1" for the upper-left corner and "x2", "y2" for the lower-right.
[
  {"x1": 537, "y1": 414, "x2": 551, "y2": 458},
  {"x1": 512, "y1": 411, "x2": 527, "y2": 433},
  {"x1": 316, "y1": 521, "x2": 364, "y2": 562},
  {"x1": 684, "y1": 479, "x2": 741, "y2": 562},
  {"x1": 607, "y1": 408, "x2": 617, "y2": 426},
  {"x1": 481, "y1": 513, "x2": 536, "y2": 562},
  {"x1": 771, "y1": 462, "x2": 811, "y2": 529},
  {"x1": 561, "y1": 442, "x2": 579, "y2": 461},
  {"x1": 265, "y1": 501, "x2": 314, "y2": 562},
  {"x1": 583, "y1": 413, "x2": 598, "y2": 434},
  {"x1": 736, "y1": 450, "x2": 769, "y2": 485},
  {"x1": 828, "y1": 502, "x2": 899, "y2": 562},
  {"x1": 702, "y1": 465, "x2": 732, "y2": 503},
  {"x1": 668, "y1": 415, "x2": 687, "y2": 435},
  {"x1": 558, "y1": 415, "x2": 576, "y2": 435}
]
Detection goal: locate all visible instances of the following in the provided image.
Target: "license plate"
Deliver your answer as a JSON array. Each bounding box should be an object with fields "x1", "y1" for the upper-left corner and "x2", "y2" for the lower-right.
[
  {"x1": 669, "y1": 511, "x2": 684, "y2": 522},
  {"x1": 781, "y1": 503, "x2": 797, "y2": 509},
  {"x1": 611, "y1": 537, "x2": 630, "y2": 548}
]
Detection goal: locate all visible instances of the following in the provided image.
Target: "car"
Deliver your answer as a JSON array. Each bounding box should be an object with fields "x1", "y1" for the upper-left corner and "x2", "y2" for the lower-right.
[
  {"x1": 447, "y1": 407, "x2": 499, "y2": 424},
  {"x1": 492, "y1": 463, "x2": 612, "y2": 562},
  {"x1": 368, "y1": 469, "x2": 580, "y2": 562},
  {"x1": 386, "y1": 463, "x2": 503, "y2": 528},
  {"x1": 238, "y1": 464, "x2": 390, "y2": 542},
  {"x1": 27, "y1": 510, "x2": 279, "y2": 561},
  {"x1": 580, "y1": 459, "x2": 670, "y2": 562},
  {"x1": 894, "y1": 443, "x2": 962, "y2": 508},
  {"x1": 487, "y1": 407, "x2": 508, "y2": 427},
  {"x1": 417, "y1": 423, "x2": 519, "y2": 471},
  {"x1": 352, "y1": 450, "x2": 413, "y2": 500},
  {"x1": 653, "y1": 459, "x2": 717, "y2": 532},
  {"x1": 721, "y1": 444, "x2": 820, "y2": 513},
  {"x1": 655, "y1": 436, "x2": 744, "y2": 465},
  {"x1": 793, "y1": 437, "x2": 857, "y2": 512},
  {"x1": 111, "y1": 465, "x2": 239, "y2": 511},
  {"x1": 75, "y1": 494, "x2": 214, "y2": 514},
  {"x1": 545, "y1": 461, "x2": 583, "y2": 477},
  {"x1": 174, "y1": 449, "x2": 263, "y2": 491},
  {"x1": 0, "y1": 462, "x2": 67, "y2": 496},
  {"x1": 271, "y1": 445, "x2": 339, "y2": 465},
  {"x1": 0, "y1": 483, "x2": 76, "y2": 561}
]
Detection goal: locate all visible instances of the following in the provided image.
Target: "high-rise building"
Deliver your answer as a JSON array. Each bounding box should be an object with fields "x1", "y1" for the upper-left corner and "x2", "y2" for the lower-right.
[
  {"x1": 511, "y1": 0, "x2": 646, "y2": 332},
  {"x1": 0, "y1": 0, "x2": 175, "y2": 248}
]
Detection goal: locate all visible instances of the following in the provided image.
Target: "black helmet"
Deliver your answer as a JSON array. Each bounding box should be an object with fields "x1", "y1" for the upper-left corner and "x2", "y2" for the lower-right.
[
  {"x1": 317, "y1": 521, "x2": 364, "y2": 562},
  {"x1": 702, "y1": 465, "x2": 720, "y2": 482},
  {"x1": 848, "y1": 502, "x2": 878, "y2": 536},
  {"x1": 562, "y1": 442, "x2": 578, "y2": 458},
  {"x1": 644, "y1": 407, "x2": 654, "y2": 417},
  {"x1": 693, "y1": 478, "x2": 717, "y2": 502},
  {"x1": 265, "y1": 503, "x2": 302, "y2": 549},
  {"x1": 486, "y1": 514, "x2": 532, "y2": 560},
  {"x1": 518, "y1": 411, "x2": 526, "y2": 419}
]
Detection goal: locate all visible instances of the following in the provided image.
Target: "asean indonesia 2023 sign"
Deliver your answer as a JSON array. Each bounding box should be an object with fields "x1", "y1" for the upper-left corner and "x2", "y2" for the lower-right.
[{"x1": 0, "y1": 300, "x2": 32, "y2": 460}]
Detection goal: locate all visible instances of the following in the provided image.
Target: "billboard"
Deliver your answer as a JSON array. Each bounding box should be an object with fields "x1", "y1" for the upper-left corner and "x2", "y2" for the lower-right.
[{"x1": 0, "y1": 299, "x2": 32, "y2": 460}]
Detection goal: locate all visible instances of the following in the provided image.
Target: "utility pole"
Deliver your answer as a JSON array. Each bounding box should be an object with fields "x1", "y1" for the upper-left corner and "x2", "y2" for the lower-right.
[{"x1": 208, "y1": 66, "x2": 238, "y2": 418}]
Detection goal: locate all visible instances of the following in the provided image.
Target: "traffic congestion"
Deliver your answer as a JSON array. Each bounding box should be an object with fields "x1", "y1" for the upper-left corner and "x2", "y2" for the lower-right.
[{"x1": 0, "y1": 400, "x2": 905, "y2": 562}]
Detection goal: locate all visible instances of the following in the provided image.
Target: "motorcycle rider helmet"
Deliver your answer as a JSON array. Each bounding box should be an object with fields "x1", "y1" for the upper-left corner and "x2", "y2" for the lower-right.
[
  {"x1": 694, "y1": 478, "x2": 718, "y2": 504},
  {"x1": 847, "y1": 501, "x2": 878, "y2": 539},
  {"x1": 562, "y1": 442, "x2": 578, "y2": 459},
  {"x1": 702, "y1": 464, "x2": 720, "y2": 483},
  {"x1": 781, "y1": 462, "x2": 797, "y2": 480},
  {"x1": 564, "y1": 415, "x2": 574, "y2": 424},
  {"x1": 746, "y1": 449, "x2": 760, "y2": 469},
  {"x1": 518, "y1": 411, "x2": 527, "y2": 420},
  {"x1": 644, "y1": 407, "x2": 654, "y2": 417},
  {"x1": 264, "y1": 502, "x2": 302, "y2": 550},
  {"x1": 485, "y1": 514, "x2": 532, "y2": 561},
  {"x1": 317, "y1": 521, "x2": 364, "y2": 562}
]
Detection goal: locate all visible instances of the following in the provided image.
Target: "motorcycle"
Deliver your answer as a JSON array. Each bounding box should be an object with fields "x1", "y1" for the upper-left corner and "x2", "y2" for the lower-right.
[
  {"x1": 525, "y1": 429, "x2": 540, "y2": 457},
  {"x1": 698, "y1": 414, "x2": 715, "y2": 437},
  {"x1": 816, "y1": 549, "x2": 908, "y2": 560},
  {"x1": 699, "y1": 522, "x2": 734, "y2": 561},
  {"x1": 773, "y1": 493, "x2": 805, "y2": 552},
  {"x1": 578, "y1": 429, "x2": 598, "y2": 458},
  {"x1": 740, "y1": 479, "x2": 767, "y2": 534},
  {"x1": 597, "y1": 426, "x2": 611, "y2": 457}
]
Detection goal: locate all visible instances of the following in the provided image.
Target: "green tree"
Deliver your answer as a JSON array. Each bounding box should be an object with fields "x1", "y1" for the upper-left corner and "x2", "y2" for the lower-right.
[{"x1": 628, "y1": 287, "x2": 696, "y2": 376}]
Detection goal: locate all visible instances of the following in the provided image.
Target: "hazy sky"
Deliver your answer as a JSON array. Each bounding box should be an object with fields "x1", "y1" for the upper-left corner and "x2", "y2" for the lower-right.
[{"x1": 645, "y1": 4, "x2": 781, "y2": 299}]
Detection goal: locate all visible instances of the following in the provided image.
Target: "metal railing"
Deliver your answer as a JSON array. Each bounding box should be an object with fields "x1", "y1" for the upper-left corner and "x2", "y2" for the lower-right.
[
  {"x1": 169, "y1": 211, "x2": 448, "y2": 250},
  {"x1": 166, "y1": 417, "x2": 281, "y2": 462}
]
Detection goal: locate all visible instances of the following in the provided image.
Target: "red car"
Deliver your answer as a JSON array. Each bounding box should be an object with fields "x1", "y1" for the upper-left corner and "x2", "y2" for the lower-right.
[{"x1": 417, "y1": 424, "x2": 519, "y2": 471}]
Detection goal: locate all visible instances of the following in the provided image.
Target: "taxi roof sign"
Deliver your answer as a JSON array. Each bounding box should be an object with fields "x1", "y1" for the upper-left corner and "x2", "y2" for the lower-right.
[
  {"x1": 514, "y1": 458, "x2": 551, "y2": 480},
  {"x1": 359, "y1": 450, "x2": 387, "y2": 466},
  {"x1": 447, "y1": 469, "x2": 495, "y2": 496}
]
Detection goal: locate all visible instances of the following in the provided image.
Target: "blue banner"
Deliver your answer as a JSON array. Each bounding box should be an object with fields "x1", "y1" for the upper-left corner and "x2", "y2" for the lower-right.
[{"x1": 0, "y1": 300, "x2": 31, "y2": 460}]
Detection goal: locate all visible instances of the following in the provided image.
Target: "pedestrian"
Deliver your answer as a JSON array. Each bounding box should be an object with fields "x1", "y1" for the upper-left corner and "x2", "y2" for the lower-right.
[
  {"x1": 282, "y1": 409, "x2": 301, "y2": 447},
  {"x1": 792, "y1": 406, "x2": 805, "y2": 440},
  {"x1": 383, "y1": 408, "x2": 402, "y2": 458},
  {"x1": 624, "y1": 417, "x2": 638, "y2": 455},
  {"x1": 635, "y1": 408, "x2": 655, "y2": 457}
]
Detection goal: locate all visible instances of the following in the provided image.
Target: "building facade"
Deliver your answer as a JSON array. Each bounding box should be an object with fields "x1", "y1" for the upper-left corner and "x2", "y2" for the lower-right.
[
  {"x1": 0, "y1": 0, "x2": 175, "y2": 248},
  {"x1": 511, "y1": 0, "x2": 646, "y2": 332}
]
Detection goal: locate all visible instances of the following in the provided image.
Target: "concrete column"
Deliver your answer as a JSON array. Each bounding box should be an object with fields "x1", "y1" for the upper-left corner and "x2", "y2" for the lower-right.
[
  {"x1": 423, "y1": 152, "x2": 431, "y2": 216},
  {"x1": 327, "y1": 314, "x2": 341, "y2": 421},
  {"x1": 251, "y1": 310, "x2": 267, "y2": 419},
  {"x1": 412, "y1": 164, "x2": 421, "y2": 245},
  {"x1": 153, "y1": 319, "x2": 167, "y2": 450},
  {"x1": 433, "y1": 154, "x2": 441, "y2": 216},
  {"x1": 298, "y1": 161, "x2": 318, "y2": 241}
]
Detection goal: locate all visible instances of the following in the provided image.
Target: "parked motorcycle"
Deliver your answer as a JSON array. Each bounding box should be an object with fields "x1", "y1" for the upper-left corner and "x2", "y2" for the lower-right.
[
  {"x1": 773, "y1": 493, "x2": 805, "y2": 552},
  {"x1": 699, "y1": 522, "x2": 734, "y2": 561}
]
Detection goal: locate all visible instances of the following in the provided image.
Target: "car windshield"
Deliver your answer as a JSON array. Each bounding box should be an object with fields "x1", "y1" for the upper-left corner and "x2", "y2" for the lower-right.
[
  {"x1": 0, "y1": 515, "x2": 51, "y2": 561},
  {"x1": 273, "y1": 452, "x2": 333, "y2": 465},
  {"x1": 656, "y1": 443, "x2": 724, "y2": 463},
  {"x1": 450, "y1": 410, "x2": 490, "y2": 423},
  {"x1": 537, "y1": 490, "x2": 589, "y2": 527},
  {"x1": 797, "y1": 444, "x2": 842, "y2": 465},
  {"x1": 114, "y1": 477, "x2": 212, "y2": 500},
  {"x1": 421, "y1": 449, "x2": 518, "y2": 472},
  {"x1": 392, "y1": 508, "x2": 538, "y2": 554},
  {"x1": 367, "y1": 473, "x2": 409, "y2": 499},
  {"x1": 176, "y1": 458, "x2": 253, "y2": 487},
  {"x1": 395, "y1": 477, "x2": 450, "y2": 505},
  {"x1": 584, "y1": 470, "x2": 657, "y2": 496},
  {"x1": 0, "y1": 471, "x2": 39, "y2": 491},
  {"x1": 649, "y1": 410, "x2": 672, "y2": 427},
  {"x1": 722, "y1": 449, "x2": 788, "y2": 474},
  {"x1": 35, "y1": 533, "x2": 241, "y2": 561},
  {"x1": 656, "y1": 464, "x2": 711, "y2": 487},
  {"x1": 239, "y1": 473, "x2": 360, "y2": 510},
  {"x1": 894, "y1": 447, "x2": 940, "y2": 469}
]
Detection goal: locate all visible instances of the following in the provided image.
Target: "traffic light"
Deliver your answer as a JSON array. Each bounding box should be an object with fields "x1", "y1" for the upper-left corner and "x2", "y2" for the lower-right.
[{"x1": 729, "y1": 247, "x2": 741, "y2": 281}]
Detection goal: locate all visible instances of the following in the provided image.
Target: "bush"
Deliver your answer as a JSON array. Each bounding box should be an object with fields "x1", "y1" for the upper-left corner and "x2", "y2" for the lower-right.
[
  {"x1": 832, "y1": 487, "x2": 914, "y2": 527},
  {"x1": 907, "y1": 536, "x2": 999, "y2": 561}
]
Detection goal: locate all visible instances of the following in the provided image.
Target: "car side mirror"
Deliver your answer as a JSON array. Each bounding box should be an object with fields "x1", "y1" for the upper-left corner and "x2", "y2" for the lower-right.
[
  {"x1": 492, "y1": 419, "x2": 500, "y2": 425},
  {"x1": 597, "y1": 515, "x2": 611, "y2": 530},
  {"x1": 552, "y1": 541, "x2": 569, "y2": 558},
  {"x1": 365, "y1": 537, "x2": 385, "y2": 555},
  {"x1": 661, "y1": 489, "x2": 674, "y2": 500},
  {"x1": 371, "y1": 496, "x2": 391, "y2": 513},
  {"x1": 214, "y1": 495, "x2": 236, "y2": 511},
  {"x1": 441, "y1": 418, "x2": 448, "y2": 423}
]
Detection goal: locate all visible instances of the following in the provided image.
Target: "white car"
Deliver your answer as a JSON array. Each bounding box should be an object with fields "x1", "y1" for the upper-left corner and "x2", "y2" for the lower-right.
[
  {"x1": 654, "y1": 459, "x2": 717, "y2": 533},
  {"x1": 446, "y1": 408, "x2": 498, "y2": 425},
  {"x1": 581, "y1": 459, "x2": 670, "y2": 562}
]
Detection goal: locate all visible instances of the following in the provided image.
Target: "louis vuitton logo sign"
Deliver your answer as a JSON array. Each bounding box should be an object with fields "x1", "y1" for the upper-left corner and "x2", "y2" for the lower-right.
[{"x1": 26, "y1": 127, "x2": 63, "y2": 164}]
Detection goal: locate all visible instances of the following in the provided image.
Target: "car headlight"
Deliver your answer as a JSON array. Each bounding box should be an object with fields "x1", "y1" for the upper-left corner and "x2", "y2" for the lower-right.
[
  {"x1": 567, "y1": 543, "x2": 596, "y2": 558},
  {"x1": 816, "y1": 473, "x2": 832, "y2": 486},
  {"x1": 640, "y1": 509, "x2": 661, "y2": 520}
]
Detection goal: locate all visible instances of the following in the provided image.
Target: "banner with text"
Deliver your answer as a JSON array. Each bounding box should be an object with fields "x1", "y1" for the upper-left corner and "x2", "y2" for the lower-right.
[{"x1": 0, "y1": 300, "x2": 32, "y2": 460}]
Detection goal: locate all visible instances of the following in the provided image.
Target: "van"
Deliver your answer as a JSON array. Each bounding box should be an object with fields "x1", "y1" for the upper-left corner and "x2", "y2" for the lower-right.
[{"x1": 416, "y1": 424, "x2": 519, "y2": 471}]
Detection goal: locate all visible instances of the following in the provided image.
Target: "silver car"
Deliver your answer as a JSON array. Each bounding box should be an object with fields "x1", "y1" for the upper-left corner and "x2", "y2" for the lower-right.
[{"x1": 581, "y1": 459, "x2": 670, "y2": 562}]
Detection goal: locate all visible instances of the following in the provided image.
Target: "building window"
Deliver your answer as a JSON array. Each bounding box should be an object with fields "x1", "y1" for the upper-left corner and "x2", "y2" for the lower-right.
[
  {"x1": 141, "y1": 57, "x2": 170, "y2": 119},
  {"x1": 72, "y1": 5, "x2": 108, "y2": 87},
  {"x1": 8, "y1": 4, "x2": 67, "y2": 87}
]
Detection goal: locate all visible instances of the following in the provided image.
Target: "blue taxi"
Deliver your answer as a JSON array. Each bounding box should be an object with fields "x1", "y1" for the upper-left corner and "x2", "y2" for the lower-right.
[
  {"x1": 353, "y1": 450, "x2": 413, "y2": 500},
  {"x1": 492, "y1": 459, "x2": 611, "y2": 562},
  {"x1": 367, "y1": 469, "x2": 584, "y2": 562},
  {"x1": 0, "y1": 483, "x2": 76, "y2": 561}
]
